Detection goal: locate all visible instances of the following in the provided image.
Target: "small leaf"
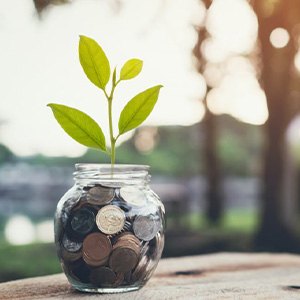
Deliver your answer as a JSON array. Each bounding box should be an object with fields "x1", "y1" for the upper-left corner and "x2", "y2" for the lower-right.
[
  {"x1": 118, "y1": 85, "x2": 162, "y2": 135},
  {"x1": 112, "y1": 67, "x2": 117, "y2": 86},
  {"x1": 120, "y1": 59, "x2": 143, "y2": 80},
  {"x1": 47, "y1": 103, "x2": 106, "y2": 151},
  {"x1": 79, "y1": 35, "x2": 110, "y2": 90}
]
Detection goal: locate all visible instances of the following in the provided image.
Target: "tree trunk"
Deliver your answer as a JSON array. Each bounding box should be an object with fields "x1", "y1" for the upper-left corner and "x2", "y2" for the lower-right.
[
  {"x1": 253, "y1": 0, "x2": 300, "y2": 250},
  {"x1": 203, "y1": 102, "x2": 223, "y2": 225}
]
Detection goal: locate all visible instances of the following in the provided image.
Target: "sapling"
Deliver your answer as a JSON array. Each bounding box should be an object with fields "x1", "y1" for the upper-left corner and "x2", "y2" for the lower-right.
[{"x1": 48, "y1": 35, "x2": 162, "y2": 168}]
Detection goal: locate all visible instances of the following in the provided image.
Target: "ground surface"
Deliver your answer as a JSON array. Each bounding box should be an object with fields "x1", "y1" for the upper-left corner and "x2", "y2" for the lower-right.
[{"x1": 1, "y1": 253, "x2": 300, "y2": 299}]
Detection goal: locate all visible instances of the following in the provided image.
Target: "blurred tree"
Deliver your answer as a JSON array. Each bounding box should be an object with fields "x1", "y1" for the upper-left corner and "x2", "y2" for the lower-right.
[
  {"x1": 194, "y1": 0, "x2": 223, "y2": 225},
  {"x1": 0, "y1": 144, "x2": 14, "y2": 165},
  {"x1": 33, "y1": 0, "x2": 122, "y2": 15},
  {"x1": 251, "y1": 0, "x2": 300, "y2": 249},
  {"x1": 197, "y1": 0, "x2": 300, "y2": 249},
  {"x1": 33, "y1": 0, "x2": 69, "y2": 14}
]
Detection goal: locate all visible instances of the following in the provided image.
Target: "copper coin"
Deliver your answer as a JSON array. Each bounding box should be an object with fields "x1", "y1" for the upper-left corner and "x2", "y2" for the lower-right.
[
  {"x1": 60, "y1": 247, "x2": 82, "y2": 262},
  {"x1": 96, "y1": 205, "x2": 125, "y2": 235},
  {"x1": 87, "y1": 186, "x2": 115, "y2": 205},
  {"x1": 89, "y1": 267, "x2": 117, "y2": 286},
  {"x1": 82, "y1": 251, "x2": 108, "y2": 267},
  {"x1": 114, "y1": 242, "x2": 140, "y2": 254},
  {"x1": 116, "y1": 242, "x2": 140, "y2": 252},
  {"x1": 83, "y1": 232, "x2": 112, "y2": 263},
  {"x1": 109, "y1": 247, "x2": 139, "y2": 273},
  {"x1": 69, "y1": 259, "x2": 91, "y2": 284},
  {"x1": 113, "y1": 272, "x2": 125, "y2": 287},
  {"x1": 133, "y1": 214, "x2": 161, "y2": 241},
  {"x1": 115, "y1": 232, "x2": 140, "y2": 245}
]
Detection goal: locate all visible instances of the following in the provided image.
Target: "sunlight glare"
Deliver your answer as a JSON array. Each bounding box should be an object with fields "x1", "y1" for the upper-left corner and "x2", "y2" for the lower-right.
[
  {"x1": 206, "y1": 0, "x2": 258, "y2": 56},
  {"x1": 207, "y1": 73, "x2": 268, "y2": 125}
]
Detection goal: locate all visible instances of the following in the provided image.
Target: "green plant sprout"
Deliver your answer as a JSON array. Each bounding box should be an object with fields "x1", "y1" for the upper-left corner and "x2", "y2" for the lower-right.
[{"x1": 48, "y1": 35, "x2": 162, "y2": 168}]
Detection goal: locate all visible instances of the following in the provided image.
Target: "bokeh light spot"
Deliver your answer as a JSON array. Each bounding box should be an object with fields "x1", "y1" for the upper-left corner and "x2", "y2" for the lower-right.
[
  {"x1": 269, "y1": 27, "x2": 290, "y2": 48},
  {"x1": 4, "y1": 215, "x2": 35, "y2": 245}
]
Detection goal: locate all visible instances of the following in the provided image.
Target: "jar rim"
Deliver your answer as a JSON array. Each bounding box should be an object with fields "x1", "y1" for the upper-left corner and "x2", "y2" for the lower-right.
[
  {"x1": 73, "y1": 164, "x2": 150, "y2": 186},
  {"x1": 75, "y1": 163, "x2": 150, "y2": 173}
]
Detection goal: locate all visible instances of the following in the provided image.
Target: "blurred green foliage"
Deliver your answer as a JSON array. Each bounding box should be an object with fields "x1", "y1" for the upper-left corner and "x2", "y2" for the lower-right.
[
  {"x1": 0, "y1": 144, "x2": 14, "y2": 165},
  {"x1": 0, "y1": 242, "x2": 60, "y2": 282},
  {"x1": 9, "y1": 115, "x2": 263, "y2": 177}
]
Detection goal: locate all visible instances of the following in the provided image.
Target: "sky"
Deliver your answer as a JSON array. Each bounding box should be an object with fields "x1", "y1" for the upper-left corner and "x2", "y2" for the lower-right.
[{"x1": 0, "y1": 0, "x2": 268, "y2": 157}]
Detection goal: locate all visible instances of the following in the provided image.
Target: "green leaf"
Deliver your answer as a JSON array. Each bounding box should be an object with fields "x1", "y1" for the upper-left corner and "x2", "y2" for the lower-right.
[
  {"x1": 47, "y1": 103, "x2": 106, "y2": 151},
  {"x1": 79, "y1": 35, "x2": 110, "y2": 90},
  {"x1": 118, "y1": 85, "x2": 162, "y2": 135},
  {"x1": 120, "y1": 59, "x2": 143, "y2": 80},
  {"x1": 112, "y1": 67, "x2": 117, "y2": 86}
]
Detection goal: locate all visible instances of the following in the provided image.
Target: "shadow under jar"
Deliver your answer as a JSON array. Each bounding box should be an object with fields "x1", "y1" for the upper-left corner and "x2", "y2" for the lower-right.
[{"x1": 54, "y1": 164, "x2": 165, "y2": 294}]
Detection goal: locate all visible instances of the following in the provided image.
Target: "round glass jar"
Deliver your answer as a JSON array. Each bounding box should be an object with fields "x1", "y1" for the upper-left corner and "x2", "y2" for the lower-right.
[{"x1": 54, "y1": 164, "x2": 165, "y2": 293}]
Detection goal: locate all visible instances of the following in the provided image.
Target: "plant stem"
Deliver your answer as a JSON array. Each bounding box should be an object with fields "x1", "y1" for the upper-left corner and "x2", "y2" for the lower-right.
[
  {"x1": 104, "y1": 79, "x2": 120, "y2": 170},
  {"x1": 108, "y1": 98, "x2": 115, "y2": 167}
]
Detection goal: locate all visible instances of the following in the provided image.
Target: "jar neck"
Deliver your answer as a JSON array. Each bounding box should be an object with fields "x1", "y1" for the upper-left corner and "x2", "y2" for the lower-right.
[{"x1": 73, "y1": 164, "x2": 150, "y2": 187}]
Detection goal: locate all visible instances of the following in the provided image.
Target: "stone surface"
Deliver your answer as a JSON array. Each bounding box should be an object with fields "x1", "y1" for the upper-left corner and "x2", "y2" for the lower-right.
[{"x1": 1, "y1": 253, "x2": 300, "y2": 299}]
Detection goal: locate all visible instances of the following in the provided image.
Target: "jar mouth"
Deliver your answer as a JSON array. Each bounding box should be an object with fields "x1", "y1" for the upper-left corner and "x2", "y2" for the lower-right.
[
  {"x1": 75, "y1": 163, "x2": 150, "y2": 173},
  {"x1": 74, "y1": 164, "x2": 150, "y2": 186}
]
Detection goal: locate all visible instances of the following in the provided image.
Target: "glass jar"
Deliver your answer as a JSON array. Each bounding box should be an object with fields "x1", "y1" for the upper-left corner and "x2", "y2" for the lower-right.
[{"x1": 54, "y1": 164, "x2": 165, "y2": 293}]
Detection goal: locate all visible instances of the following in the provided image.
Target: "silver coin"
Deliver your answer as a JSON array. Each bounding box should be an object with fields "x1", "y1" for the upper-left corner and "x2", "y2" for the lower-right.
[
  {"x1": 62, "y1": 234, "x2": 82, "y2": 253},
  {"x1": 133, "y1": 214, "x2": 162, "y2": 241},
  {"x1": 87, "y1": 186, "x2": 115, "y2": 205},
  {"x1": 120, "y1": 186, "x2": 147, "y2": 207},
  {"x1": 70, "y1": 207, "x2": 95, "y2": 235},
  {"x1": 61, "y1": 191, "x2": 81, "y2": 227}
]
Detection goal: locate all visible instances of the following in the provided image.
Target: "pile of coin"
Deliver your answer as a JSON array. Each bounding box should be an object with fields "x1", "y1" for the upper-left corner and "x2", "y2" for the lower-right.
[{"x1": 56, "y1": 184, "x2": 164, "y2": 289}]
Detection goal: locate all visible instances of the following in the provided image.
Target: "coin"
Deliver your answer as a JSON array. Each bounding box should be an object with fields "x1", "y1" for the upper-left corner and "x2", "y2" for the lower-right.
[
  {"x1": 82, "y1": 232, "x2": 112, "y2": 266},
  {"x1": 62, "y1": 234, "x2": 82, "y2": 253},
  {"x1": 111, "y1": 199, "x2": 132, "y2": 213},
  {"x1": 109, "y1": 247, "x2": 139, "y2": 273},
  {"x1": 123, "y1": 220, "x2": 132, "y2": 232},
  {"x1": 115, "y1": 232, "x2": 141, "y2": 248},
  {"x1": 96, "y1": 205, "x2": 125, "y2": 235},
  {"x1": 131, "y1": 255, "x2": 150, "y2": 282},
  {"x1": 69, "y1": 259, "x2": 91, "y2": 283},
  {"x1": 87, "y1": 186, "x2": 115, "y2": 205},
  {"x1": 120, "y1": 186, "x2": 147, "y2": 207},
  {"x1": 113, "y1": 272, "x2": 125, "y2": 287},
  {"x1": 60, "y1": 191, "x2": 81, "y2": 227},
  {"x1": 60, "y1": 247, "x2": 82, "y2": 262},
  {"x1": 133, "y1": 214, "x2": 162, "y2": 241},
  {"x1": 70, "y1": 207, "x2": 95, "y2": 236},
  {"x1": 148, "y1": 232, "x2": 165, "y2": 260},
  {"x1": 89, "y1": 267, "x2": 117, "y2": 286},
  {"x1": 140, "y1": 241, "x2": 150, "y2": 257}
]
